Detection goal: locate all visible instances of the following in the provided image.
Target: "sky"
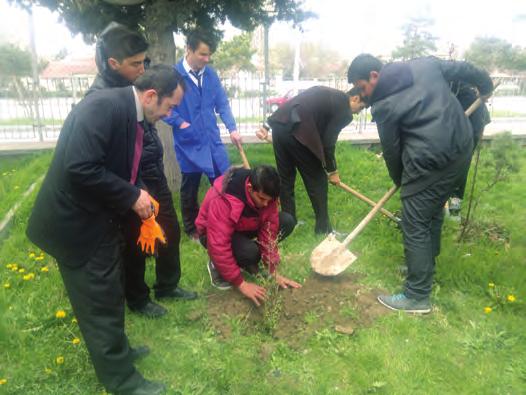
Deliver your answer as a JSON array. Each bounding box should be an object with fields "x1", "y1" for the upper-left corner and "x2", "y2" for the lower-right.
[{"x1": 0, "y1": 0, "x2": 525, "y2": 60}]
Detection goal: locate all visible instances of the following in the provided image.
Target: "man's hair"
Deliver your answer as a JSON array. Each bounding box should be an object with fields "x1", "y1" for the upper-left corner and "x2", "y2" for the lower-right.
[
  {"x1": 134, "y1": 65, "x2": 185, "y2": 101},
  {"x1": 186, "y1": 30, "x2": 217, "y2": 53},
  {"x1": 347, "y1": 54, "x2": 383, "y2": 83},
  {"x1": 249, "y1": 165, "x2": 280, "y2": 199},
  {"x1": 346, "y1": 86, "x2": 362, "y2": 97},
  {"x1": 100, "y1": 23, "x2": 149, "y2": 62}
]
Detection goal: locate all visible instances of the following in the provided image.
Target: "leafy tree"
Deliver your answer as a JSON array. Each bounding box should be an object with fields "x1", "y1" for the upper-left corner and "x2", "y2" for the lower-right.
[
  {"x1": 391, "y1": 17, "x2": 437, "y2": 61},
  {"x1": 10, "y1": 0, "x2": 313, "y2": 64},
  {"x1": 464, "y1": 37, "x2": 526, "y2": 72},
  {"x1": 213, "y1": 32, "x2": 256, "y2": 76}
]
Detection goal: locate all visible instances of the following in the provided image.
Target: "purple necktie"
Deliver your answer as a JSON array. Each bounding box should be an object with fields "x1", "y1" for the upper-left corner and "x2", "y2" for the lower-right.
[{"x1": 130, "y1": 121, "x2": 144, "y2": 184}]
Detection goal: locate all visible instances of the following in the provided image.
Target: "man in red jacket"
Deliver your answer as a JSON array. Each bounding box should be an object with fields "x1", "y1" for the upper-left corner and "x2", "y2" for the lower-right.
[{"x1": 195, "y1": 165, "x2": 301, "y2": 305}]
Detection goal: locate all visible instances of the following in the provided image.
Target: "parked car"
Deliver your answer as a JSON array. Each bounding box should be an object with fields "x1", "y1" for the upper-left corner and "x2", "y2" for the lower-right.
[{"x1": 266, "y1": 89, "x2": 304, "y2": 112}]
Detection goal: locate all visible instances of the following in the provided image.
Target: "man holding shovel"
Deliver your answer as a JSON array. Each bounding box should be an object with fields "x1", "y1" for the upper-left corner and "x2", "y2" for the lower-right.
[
  {"x1": 256, "y1": 86, "x2": 365, "y2": 234},
  {"x1": 347, "y1": 54, "x2": 493, "y2": 313}
]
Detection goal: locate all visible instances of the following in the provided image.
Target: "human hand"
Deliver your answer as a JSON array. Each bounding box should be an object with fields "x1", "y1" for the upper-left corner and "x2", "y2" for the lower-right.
[
  {"x1": 328, "y1": 171, "x2": 341, "y2": 185},
  {"x1": 275, "y1": 274, "x2": 302, "y2": 289},
  {"x1": 180, "y1": 121, "x2": 191, "y2": 129},
  {"x1": 230, "y1": 130, "x2": 242, "y2": 146},
  {"x1": 132, "y1": 189, "x2": 154, "y2": 219},
  {"x1": 256, "y1": 127, "x2": 268, "y2": 141},
  {"x1": 237, "y1": 281, "x2": 266, "y2": 306}
]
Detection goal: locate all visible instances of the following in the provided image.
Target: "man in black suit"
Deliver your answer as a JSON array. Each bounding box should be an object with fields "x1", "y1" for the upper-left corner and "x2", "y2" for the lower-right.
[
  {"x1": 88, "y1": 23, "x2": 197, "y2": 320},
  {"x1": 26, "y1": 65, "x2": 184, "y2": 395},
  {"x1": 256, "y1": 86, "x2": 364, "y2": 234}
]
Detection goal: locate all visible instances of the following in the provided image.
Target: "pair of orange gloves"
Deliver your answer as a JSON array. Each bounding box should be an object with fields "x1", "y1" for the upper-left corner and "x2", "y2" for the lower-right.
[{"x1": 137, "y1": 197, "x2": 166, "y2": 256}]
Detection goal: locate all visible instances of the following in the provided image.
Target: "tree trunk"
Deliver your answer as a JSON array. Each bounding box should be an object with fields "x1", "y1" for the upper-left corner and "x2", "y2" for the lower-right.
[
  {"x1": 156, "y1": 120, "x2": 181, "y2": 192},
  {"x1": 147, "y1": 26, "x2": 180, "y2": 192}
]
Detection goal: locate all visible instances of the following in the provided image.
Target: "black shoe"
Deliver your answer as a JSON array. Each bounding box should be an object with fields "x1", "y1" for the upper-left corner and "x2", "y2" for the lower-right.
[
  {"x1": 129, "y1": 301, "x2": 167, "y2": 319},
  {"x1": 155, "y1": 287, "x2": 198, "y2": 301},
  {"x1": 115, "y1": 379, "x2": 166, "y2": 395},
  {"x1": 130, "y1": 345, "x2": 150, "y2": 362}
]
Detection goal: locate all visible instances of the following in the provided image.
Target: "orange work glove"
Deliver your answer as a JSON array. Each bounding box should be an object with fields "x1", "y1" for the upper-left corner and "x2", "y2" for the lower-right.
[
  {"x1": 137, "y1": 215, "x2": 167, "y2": 256},
  {"x1": 150, "y1": 196, "x2": 159, "y2": 217}
]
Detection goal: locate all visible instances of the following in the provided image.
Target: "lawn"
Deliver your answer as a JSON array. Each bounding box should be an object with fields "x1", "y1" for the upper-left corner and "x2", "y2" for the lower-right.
[{"x1": 0, "y1": 141, "x2": 524, "y2": 394}]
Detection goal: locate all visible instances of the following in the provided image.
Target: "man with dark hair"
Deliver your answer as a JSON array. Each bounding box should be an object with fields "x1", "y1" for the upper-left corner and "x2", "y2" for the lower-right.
[
  {"x1": 88, "y1": 22, "x2": 149, "y2": 93},
  {"x1": 256, "y1": 86, "x2": 365, "y2": 234},
  {"x1": 26, "y1": 65, "x2": 184, "y2": 395},
  {"x1": 348, "y1": 54, "x2": 493, "y2": 313},
  {"x1": 195, "y1": 165, "x2": 301, "y2": 305},
  {"x1": 164, "y1": 29, "x2": 240, "y2": 241},
  {"x1": 88, "y1": 23, "x2": 197, "y2": 320}
]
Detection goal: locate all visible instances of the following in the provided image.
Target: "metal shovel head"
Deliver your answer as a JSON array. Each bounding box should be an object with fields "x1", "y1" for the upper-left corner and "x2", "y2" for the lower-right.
[{"x1": 310, "y1": 233, "x2": 357, "y2": 276}]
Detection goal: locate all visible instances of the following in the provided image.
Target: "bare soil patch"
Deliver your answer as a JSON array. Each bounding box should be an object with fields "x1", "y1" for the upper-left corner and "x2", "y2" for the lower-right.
[{"x1": 205, "y1": 273, "x2": 389, "y2": 347}]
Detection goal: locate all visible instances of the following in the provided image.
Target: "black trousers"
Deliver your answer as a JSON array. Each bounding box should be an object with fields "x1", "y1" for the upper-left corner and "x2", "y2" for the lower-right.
[
  {"x1": 57, "y1": 229, "x2": 144, "y2": 393},
  {"x1": 122, "y1": 177, "x2": 181, "y2": 309},
  {"x1": 201, "y1": 212, "x2": 296, "y2": 273},
  {"x1": 180, "y1": 172, "x2": 218, "y2": 236},
  {"x1": 272, "y1": 128, "x2": 331, "y2": 234},
  {"x1": 402, "y1": 153, "x2": 472, "y2": 300}
]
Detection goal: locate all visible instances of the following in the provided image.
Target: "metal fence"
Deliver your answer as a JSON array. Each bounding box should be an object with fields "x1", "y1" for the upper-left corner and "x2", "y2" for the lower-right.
[{"x1": 1, "y1": 72, "x2": 525, "y2": 143}]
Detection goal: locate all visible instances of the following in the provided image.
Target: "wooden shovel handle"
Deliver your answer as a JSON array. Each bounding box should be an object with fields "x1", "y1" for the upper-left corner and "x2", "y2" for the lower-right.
[
  {"x1": 464, "y1": 81, "x2": 499, "y2": 117},
  {"x1": 342, "y1": 185, "x2": 399, "y2": 248},
  {"x1": 337, "y1": 182, "x2": 400, "y2": 223},
  {"x1": 236, "y1": 142, "x2": 250, "y2": 169}
]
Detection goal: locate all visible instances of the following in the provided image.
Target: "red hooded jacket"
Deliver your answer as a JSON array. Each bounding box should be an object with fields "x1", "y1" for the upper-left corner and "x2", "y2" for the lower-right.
[{"x1": 195, "y1": 168, "x2": 280, "y2": 286}]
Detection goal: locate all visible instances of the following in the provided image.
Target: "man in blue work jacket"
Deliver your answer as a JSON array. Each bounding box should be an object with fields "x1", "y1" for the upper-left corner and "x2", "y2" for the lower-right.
[{"x1": 164, "y1": 30, "x2": 241, "y2": 240}]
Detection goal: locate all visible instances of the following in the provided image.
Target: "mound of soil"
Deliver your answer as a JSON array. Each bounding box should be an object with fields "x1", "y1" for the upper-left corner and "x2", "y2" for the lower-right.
[{"x1": 205, "y1": 273, "x2": 389, "y2": 347}]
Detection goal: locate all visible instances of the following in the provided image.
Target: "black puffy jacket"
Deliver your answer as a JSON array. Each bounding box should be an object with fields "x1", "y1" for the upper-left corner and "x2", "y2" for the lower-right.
[{"x1": 370, "y1": 57, "x2": 493, "y2": 196}]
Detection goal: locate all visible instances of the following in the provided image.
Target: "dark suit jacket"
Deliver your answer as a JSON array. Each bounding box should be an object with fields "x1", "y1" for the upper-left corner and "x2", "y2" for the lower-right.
[
  {"x1": 267, "y1": 86, "x2": 353, "y2": 172},
  {"x1": 26, "y1": 87, "x2": 141, "y2": 267}
]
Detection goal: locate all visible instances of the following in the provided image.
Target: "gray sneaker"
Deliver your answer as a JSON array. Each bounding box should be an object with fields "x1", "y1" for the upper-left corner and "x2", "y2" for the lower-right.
[
  {"x1": 207, "y1": 261, "x2": 232, "y2": 290},
  {"x1": 377, "y1": 293, "x2": 431, "y2": 314}
]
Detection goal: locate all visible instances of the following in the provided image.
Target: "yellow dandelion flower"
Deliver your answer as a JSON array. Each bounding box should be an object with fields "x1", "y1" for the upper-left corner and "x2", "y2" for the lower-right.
[
  {"x1": 488, "y1": 282, "x2": 495, "y2": 288},
  {"x1": 55, "y1": 356, "x2": 64, "y2": 365},
  {"x1": 6, "y1": 263, "x2": 13, "y2": 269},
  {"x1": 10, "y1": 265, "x2": 18, "y2": 271},
  {"x1": 507, "y1": 295, "x2": 516, "y2": 303},
  {"x1": 3, "y1": 283, "x2": 10, "y2": 289},
  {"x1": 41, "y1": 266, "x2": 49, "y2": 273},
  {"x1": 55, "y1": 310, "x2": 66, "y2": 319},
  {"x1": 484, "y1": 306, "x2": 492, "y2": 314},
  {"x1": 0, "y1": 378, "x2": 7, "y2": 385},
  {"x1": 71, "y1": 317, "x2": 78, "y2": 324},
  {"x1": 18, "y1": 268, "x2": 25, "y2": 273},
  {"x1": 72, "y1": 337, "x2": 81, "y2": 345},
  {"x1": 23, "y1": 273, "x2": 35, "y2": 281},
  {"x1": 29, "y1": 253, "x2": 36, "y2": 259},
  {"x1": 35, "y1": 256, "x2": 44, "y2": 261}
]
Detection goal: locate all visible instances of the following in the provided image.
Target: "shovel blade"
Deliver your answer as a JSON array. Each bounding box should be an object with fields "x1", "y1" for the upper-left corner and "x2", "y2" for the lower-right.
[{"x1": 310, "y1": 233, "x2": 357, "y2": 276}]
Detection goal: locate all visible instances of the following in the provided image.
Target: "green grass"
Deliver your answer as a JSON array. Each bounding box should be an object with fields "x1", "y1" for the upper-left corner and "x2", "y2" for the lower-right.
[
  {"x1": 0, "y1": 142, "x2": 524, "y2": 394},
  {"x1": 0, "y1": 151, "x2": 53, "y2": 219}
]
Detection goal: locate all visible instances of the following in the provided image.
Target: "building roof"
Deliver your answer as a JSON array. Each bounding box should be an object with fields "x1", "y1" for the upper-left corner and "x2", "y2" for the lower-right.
[{"x1": 40, "y1": 57, "x2": 97, "y2": 78}]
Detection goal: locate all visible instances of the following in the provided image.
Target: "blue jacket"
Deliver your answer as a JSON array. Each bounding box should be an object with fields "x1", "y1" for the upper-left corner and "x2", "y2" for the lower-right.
[{"x1": 163, "y1": 60, "x2": 236, "y2": 178}]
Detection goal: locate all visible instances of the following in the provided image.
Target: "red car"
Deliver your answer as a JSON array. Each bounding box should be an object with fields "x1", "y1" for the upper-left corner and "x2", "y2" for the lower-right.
[{"x1": 266, "y1": 89, "x2": 301, "y2": 112}]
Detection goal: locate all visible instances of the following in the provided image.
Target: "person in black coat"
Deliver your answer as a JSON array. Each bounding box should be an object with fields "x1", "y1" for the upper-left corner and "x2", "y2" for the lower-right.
[
  {"x1": 26, "y1": 65, "x2": 184, "y2": 395},
  {"x1": 348, "y1": 54, "x2": 493, "y2": 313},
  {"x1": 88, "y1": 23, "x2": 197, "y2": 320},
  {"x1": 448, "y1": 81, "x2": 491, "y2": 215},
  {"x1": 256, "y1": 86, "x2": 364, "y2": 234}
]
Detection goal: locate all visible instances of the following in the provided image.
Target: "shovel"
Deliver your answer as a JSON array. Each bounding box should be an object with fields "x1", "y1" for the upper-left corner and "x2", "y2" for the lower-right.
[
  {"x1": 336, "y1": 182, "x2": 401, "y2": 224},
  {"x1": 235, "y1": 141, "x2": 251, "y2": 169},
  {"x1": 311, "y1": 185, "x2": 398, "y2": 276}
]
